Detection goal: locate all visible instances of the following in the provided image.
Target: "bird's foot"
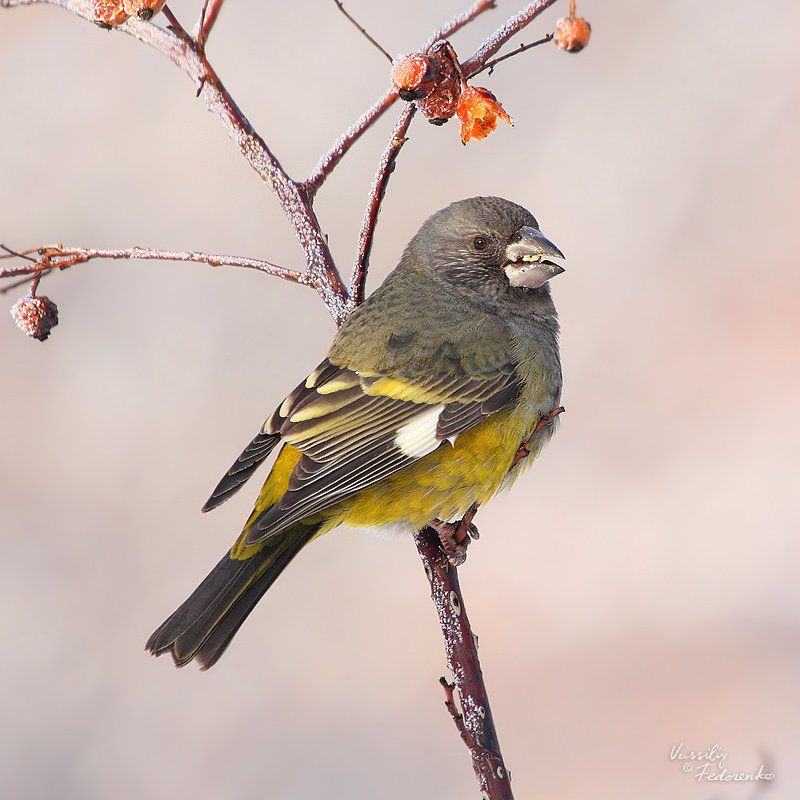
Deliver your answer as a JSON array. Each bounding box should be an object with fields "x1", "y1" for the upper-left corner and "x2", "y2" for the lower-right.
[{"x1": 431, "y1": 506, "x2": 480, "y2": 566}]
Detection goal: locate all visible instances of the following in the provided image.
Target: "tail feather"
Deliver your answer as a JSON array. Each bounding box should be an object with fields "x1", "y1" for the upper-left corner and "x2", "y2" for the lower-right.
[{"x1": 146, "y1": 522, "x2": 318, "y2": 669}]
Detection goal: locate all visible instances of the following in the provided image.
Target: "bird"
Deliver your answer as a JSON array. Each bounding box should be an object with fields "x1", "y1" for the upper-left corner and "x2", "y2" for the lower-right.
[{"x1": 146, "y1": 196, "x2": 565, "y2": 669}]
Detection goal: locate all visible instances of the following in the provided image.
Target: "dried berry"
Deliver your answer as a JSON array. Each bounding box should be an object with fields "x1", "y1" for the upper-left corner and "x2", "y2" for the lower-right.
[
  {"x1": 92, "y1": 0, "x2": 128, "y2": 27},
  {"x1": 456, "y1": 86, "x2": 513, "y2": 144},
  {"x1": 11, "y1": 294, "x2": 59, "y2": 342},
  {"x1": 123, "y1": 0, "x2": 166, "y2": 21},
  {"x1": 391, "y1": 54, "x2": 439, "y2": 102},
  {"x1": 555, "y1": 14, "x2": 591, "y2": 52},
  {"x1": 416, "y1": 41, "x2": 463, "y2": 125}
]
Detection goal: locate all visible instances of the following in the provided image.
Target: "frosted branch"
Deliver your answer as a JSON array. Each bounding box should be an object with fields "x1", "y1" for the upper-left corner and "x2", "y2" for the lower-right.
[
  {"x1": 306, "y1": 0, "x2": 497, "y2": 195},
  {"x1": 0, "y1": 244, "x2": 308, "y2": 292},
  {"x1": 461, "y1": 0, "x2": 560, "y2": 77},
  {"x1": 348, "y1": 105, "x2": 415, "y2": 309}
]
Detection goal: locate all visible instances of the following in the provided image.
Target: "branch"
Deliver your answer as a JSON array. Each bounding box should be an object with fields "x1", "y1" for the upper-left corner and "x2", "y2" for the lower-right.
[
  {"x1": 471, "y1": 33, "x2": 554, "y2": 77},
  {"x1": 194, "y1": 0, "x2": 225, "y2": 51},
  {"x1": 423, "y1": 0, "x2": 497, "y2": 50},
  {"x1": 348, "y1": 105, "x2": 415, "y2": 308},
  {"x1": 3, "y1": 2, "x2": 573, "y2": 798},
  {"x1": 305, "y1": 0, "x2": 497, "y2": 196},
  {"x1": 415, "y1": 529, "x2": 514, "y2": 799},
  {"x1": 413, "y1": 406, "x2": 563, "y2": 799},
  {"x1": 2, "y1": 0, "x2": 348, "y2": 320},
  {"x1": 461, "y1": 0, "x2": 560, "y2": 78},
  {"x1": 333, "y1": 1, "x2": 392, "y2": 63},
  {"x1": 0, "y1": 244, "x2": 307, "y2": 291}
]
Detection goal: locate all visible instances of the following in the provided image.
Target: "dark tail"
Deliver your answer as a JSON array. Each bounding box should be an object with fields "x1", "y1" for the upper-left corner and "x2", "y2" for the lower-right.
[{"x1": 146, "y1": 522, "x2": 319, "y2": 670}]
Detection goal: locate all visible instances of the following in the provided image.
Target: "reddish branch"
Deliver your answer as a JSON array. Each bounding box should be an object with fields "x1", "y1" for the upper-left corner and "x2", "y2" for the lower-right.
[
  {"x1": 0, "y1": 244, "x2": 306, "y2": 290},
  {"x1": 349, "y1": 105, "x2": 416, "y2": 307},
  {"x1": 416, "y1": 527, "x2": 514, "y2": 799},
  {"x1": 414, "y1": 405, "x2": 562, "y2": 799},
  {"x1": 306, "y1": 0, "x2": 497, "y2": 196},
  {"x1": 194, "y1": 0, "x2": 225, "y2": 51},
  {"x1": 0, "y1": 1, "x2": 570, "y2": 797}
]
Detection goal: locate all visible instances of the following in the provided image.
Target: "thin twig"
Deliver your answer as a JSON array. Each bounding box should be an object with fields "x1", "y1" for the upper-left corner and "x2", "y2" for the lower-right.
[
  {"x1": 333, "y1": 1, "x2": 392, "y2": 63},
  {"x1": 462, "y1": 0, "x2": 560, "y2": 78},
  {"x1": 0, "y1": 274, "x2": 39, "y2": 295},
  {"x1": 473, "y1": 33, "x2": 554, "y2": 77},
  {"x1": 304, "y1": 90, "x2": 398, "y2": 198},
  {"x1": 348, "y1": 105, "x2": 415, "y2": 308},
  {"x1": 305, "y1": 0, "x2": 497, "y2": 196},
  {"x1": 510, "y1": 406, "x2": 565, "y2": 469},
  {"x1": 161, "y1": 4, "x2": 193, "y2": 45},
  {"x1": 195, "y1": 0, "x2": 225, "y2": 51},
  {"x1": 2, "y1": 0, "x2": 348, "y2": 320},
  {"x1": 0, "y1": 245, "x2": 308, "y2": 286}
]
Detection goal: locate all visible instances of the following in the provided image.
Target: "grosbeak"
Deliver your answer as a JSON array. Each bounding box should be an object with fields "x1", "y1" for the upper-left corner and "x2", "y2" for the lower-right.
[{"x1": 147, "y1": 196, "x2": 565, "y2": 669}]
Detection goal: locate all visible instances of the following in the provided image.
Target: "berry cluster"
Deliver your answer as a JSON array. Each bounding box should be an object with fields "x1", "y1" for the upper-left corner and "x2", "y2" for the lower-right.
[{"x1": 391, "y1": 41, "x2": 512, "y2": 144}]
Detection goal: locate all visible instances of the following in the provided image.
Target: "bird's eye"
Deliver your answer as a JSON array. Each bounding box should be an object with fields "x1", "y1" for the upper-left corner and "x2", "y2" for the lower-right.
[{"x1": 473, "y1": 236, "x2": 488, "y2": 251}]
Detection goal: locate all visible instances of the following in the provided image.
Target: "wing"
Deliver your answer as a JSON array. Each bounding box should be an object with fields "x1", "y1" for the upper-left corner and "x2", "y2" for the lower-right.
[
  {"x1": 205, "y1": 271, "x2": 520, "y2": 529},
  {"x1": 244, "y1": 351, "x2": 520, "y2": 544},
  {"x1": 201, "y1": 362, "x2": 340, "y2": 512}
]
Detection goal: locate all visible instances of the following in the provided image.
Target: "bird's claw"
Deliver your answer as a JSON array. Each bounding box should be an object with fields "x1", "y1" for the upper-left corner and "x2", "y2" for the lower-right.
[{"x1": 431, "y1": 517, "x2": 480, "y2": 566}]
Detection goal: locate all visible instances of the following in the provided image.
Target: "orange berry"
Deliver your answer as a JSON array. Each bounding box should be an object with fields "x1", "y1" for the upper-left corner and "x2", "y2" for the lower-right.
[
  {"x1": 391, "y1": 54, "x2": 438, "y2": 101},
  {"x1": 456, "y1": 86, "x2": 513, "y2": 144},
  {"x1": 92, "y1": 0, "x2": 128, "y2": 27},
  {"x1": 416, "y1": 40, "x2": 463, "y2": 125},
  {"x1": 555, "y1": 15, "x2": 592, "y2": 53}
]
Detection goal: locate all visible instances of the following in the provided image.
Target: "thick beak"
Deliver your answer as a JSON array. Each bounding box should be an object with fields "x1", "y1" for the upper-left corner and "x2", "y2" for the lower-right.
[{"x1": 504, "y1": 226, "x2": 566, "y2": 289}]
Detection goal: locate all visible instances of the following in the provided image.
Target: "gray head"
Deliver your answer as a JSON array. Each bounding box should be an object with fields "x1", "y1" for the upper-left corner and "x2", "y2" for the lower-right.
[{"x1": 400, "y1": 196, "x2": 565, "y2": 315}]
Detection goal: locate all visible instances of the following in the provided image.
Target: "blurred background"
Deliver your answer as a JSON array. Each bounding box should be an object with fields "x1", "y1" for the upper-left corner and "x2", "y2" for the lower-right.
[{"x1": 2, "y1": 1, "x2": 799, "y2": 798}]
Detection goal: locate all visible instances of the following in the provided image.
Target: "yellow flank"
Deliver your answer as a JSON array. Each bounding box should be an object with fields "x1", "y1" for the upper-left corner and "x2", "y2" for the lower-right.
[
  {"x1": 333, "y1": 408, "x2": 534, "y2": 531},
  {"x1": 232, "y1": 408, "x2": 549, "y2": 561},
  {"x1": 230, "y1": 444, "x2": 303, "y2": 560}
]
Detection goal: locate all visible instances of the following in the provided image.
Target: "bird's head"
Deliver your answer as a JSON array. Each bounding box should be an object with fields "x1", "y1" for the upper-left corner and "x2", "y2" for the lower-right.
[{"x1": 401, "y1": 196, "x2": 565, "y2": 310}]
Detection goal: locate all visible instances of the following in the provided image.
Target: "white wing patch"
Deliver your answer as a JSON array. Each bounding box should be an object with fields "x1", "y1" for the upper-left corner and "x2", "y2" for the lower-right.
[{"x1": 394, "y1": 404, "x2": 445, "y2": 458}]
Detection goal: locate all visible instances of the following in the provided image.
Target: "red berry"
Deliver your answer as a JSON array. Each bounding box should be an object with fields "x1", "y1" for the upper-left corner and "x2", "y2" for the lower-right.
[{"x1": 11, "y1": 294, "x2": 59, "y2": 342}]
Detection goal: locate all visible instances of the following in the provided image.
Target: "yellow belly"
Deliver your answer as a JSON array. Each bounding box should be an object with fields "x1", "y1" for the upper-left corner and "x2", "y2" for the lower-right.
[
  {"x1": 232, "y1": 407, "x2": 549, "y2": 562},
  {"x1": 332, "y1": 408, "x2": 531, "y2": 531}
]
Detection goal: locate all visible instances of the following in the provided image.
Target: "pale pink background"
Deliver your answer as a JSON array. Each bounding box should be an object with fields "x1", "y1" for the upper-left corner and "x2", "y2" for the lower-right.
[{"x1": 1, "y1": 2, "x2": 799, "y2": 799}]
